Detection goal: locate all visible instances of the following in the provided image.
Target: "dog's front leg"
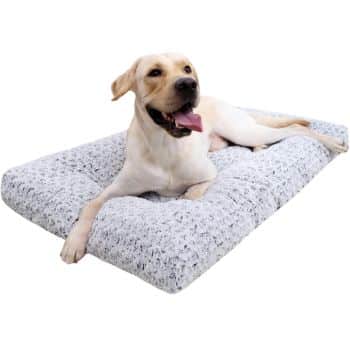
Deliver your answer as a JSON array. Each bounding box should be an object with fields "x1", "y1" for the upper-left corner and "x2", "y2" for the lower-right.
[{"x1": 60, "y1": 168, "x2": 146, "y2": 263}]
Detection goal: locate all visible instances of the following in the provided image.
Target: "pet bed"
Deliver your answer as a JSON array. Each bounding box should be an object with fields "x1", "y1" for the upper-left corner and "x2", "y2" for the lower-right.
[{"x1": 1, "y1": 108, "x2": 347, "y2": 292}]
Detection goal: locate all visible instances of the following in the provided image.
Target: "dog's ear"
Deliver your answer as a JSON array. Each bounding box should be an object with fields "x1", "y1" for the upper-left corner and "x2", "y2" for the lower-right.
[{"x1": 111, "y1": 59, "x2": 140, "y2": 101}]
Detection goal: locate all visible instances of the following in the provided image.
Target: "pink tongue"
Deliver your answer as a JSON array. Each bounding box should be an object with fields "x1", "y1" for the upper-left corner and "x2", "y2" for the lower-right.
[{"x1": 173, "y1": 111, "x2": 203, "y2": 132}]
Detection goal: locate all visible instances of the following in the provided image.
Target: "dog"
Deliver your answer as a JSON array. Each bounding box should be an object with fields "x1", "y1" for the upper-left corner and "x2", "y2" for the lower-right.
[{"x1": 60, "y1": 52, "x2": 347, "y2": 263}]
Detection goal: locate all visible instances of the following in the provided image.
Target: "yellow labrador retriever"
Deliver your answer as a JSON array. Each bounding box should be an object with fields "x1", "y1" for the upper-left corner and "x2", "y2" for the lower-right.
[{"x1": 60, "y1": 52, "x2": 347, "y2": 263}]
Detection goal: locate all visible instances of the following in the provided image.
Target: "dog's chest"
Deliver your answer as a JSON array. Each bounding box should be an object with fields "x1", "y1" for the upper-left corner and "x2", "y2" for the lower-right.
[
  {"x1": 142, "y1": 149, "x2": 211, "y2": 196},
  {"x1": 132, "y1": 130, "x2": 215, "y2": 196},
  {"x1": 147, "y1": 148, "x2": 215, "y2": 196},
  {"x1": 155, "y1": 164, "x2": 210, "y2": 196}
]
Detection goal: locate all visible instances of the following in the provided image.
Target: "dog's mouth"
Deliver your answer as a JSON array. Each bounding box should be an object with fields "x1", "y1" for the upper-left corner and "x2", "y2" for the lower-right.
[{"x1": 146, "y1": 102, "x2": 203, "y2": 138}]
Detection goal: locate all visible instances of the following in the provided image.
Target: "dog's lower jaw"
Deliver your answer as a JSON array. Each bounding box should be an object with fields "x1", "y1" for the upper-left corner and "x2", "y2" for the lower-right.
[{"x1": 146, "y1": 106, "x2": 192, "y2": 138}]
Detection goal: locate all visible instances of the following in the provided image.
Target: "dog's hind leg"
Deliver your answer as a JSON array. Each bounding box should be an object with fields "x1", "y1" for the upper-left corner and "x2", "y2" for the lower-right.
[
  {"x1": 251, "y1": 115, "x2": 310, "y2": 151},
  {"x1": 251, "y1": 113, "x2": 310, "y2": 128},
  {"x1": 209, "y1": 132, "x2": 229, "y2": 152},
  {"x1": 213, "y1": 108, "x2": 347, "y2": 153}
]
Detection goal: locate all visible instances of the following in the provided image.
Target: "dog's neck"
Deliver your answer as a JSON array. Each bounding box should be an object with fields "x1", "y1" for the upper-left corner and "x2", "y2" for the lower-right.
[{"x1": 134, "y1": 100, "x2": 160, "y2": 138}]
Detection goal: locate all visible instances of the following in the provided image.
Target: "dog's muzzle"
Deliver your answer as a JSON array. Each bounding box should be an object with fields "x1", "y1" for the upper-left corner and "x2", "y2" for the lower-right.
[
  {"x1": 145, "y1": 78, "x2": 201, "y2": 138},
  {"x1": 174, "y1": 78, "x2": 198, "y2": 100}
]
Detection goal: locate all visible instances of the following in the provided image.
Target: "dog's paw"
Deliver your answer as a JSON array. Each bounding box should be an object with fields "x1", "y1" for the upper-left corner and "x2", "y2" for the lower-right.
[
  {"x1": 60, "y1": 224, "x2": 89, "y2": 264},
  {"x1": 253, "y1": 144, "x2": 268, "y2": 152},
  {"x1": 331, "y1": 141, "x2": 348, "y2": 153},
  {"x1": 323, "y1": 136, "x2": 348, "y2": 154},
  {"x1": 180, "y1": 187, "x2": 204, "y2": 200}
]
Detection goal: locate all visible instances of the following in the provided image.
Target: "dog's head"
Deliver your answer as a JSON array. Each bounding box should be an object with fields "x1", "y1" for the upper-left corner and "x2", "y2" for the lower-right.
[{"x1": 111, "y1": 53, "x2": 202, "y2": 137}]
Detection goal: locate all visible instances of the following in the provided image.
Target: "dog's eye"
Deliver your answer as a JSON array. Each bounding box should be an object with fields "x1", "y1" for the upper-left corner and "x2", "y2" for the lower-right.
[
  {"x1": 148, "y1": 69, "x2": 162, "y2": 77},
  {"x1": 184, "y1": 65, "x2": 192, "y2": 74}
]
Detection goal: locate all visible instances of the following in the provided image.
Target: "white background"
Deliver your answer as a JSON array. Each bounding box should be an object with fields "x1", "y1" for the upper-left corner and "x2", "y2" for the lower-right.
[{"x1": 0, "y1": 1, "x2": 349, "y2": 349}]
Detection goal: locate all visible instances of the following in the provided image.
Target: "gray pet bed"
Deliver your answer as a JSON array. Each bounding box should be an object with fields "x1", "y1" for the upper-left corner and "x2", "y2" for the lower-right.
[{"x1": 1, "y1": 108, "x2": 347, "y2": 293}]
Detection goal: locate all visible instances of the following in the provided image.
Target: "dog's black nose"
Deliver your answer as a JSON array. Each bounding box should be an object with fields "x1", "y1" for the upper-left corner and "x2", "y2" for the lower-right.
[{"x1": 175, "y1": 78, "x2": 197, "y2": 95}]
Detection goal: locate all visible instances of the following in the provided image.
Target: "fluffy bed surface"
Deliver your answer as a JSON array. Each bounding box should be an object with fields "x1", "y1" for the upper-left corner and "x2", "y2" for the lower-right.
[{"x1": 1, "y1": 109, "x2": 348, "y2": 292}]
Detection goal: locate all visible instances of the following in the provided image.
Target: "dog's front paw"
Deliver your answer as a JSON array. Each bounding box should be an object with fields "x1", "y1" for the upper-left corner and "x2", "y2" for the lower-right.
[
  {"x1": 60, "y1": 224, "x2": 89, "y2": 264},
  {"x1": 180, "y1": 187, "x2": 204, "y2": 200}
]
